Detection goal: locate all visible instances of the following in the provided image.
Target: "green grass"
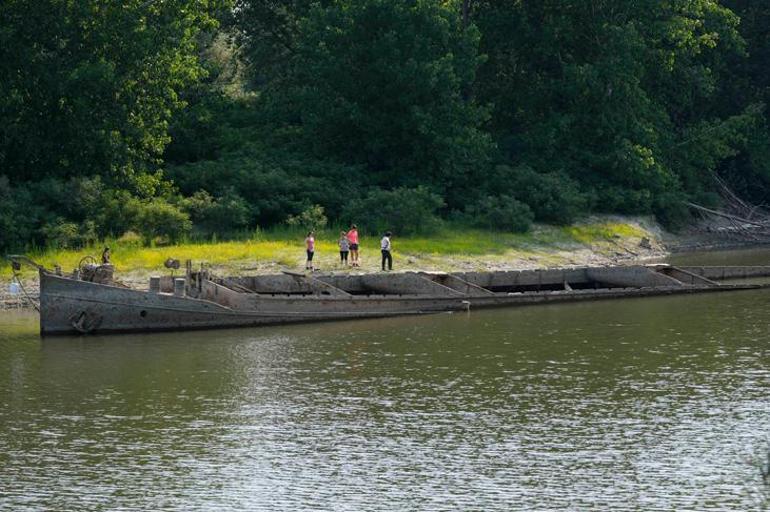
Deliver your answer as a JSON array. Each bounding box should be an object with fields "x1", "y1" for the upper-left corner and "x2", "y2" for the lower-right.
[
  {"x1": 1, "y1": 220, "x2": 657, "y2": 281},
  {"x1": 564, "y1": 221, "x2": 648, "y2": 245}
]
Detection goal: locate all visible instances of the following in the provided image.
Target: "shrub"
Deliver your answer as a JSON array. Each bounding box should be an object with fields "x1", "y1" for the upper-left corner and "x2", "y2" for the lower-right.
[
  {"x1": 182, "y1": 190, "x2": 216, "y2": 221},
  {"x1": 211, "y1": 192, "x2": 251, "y2": 230},
  {"x1": 653, "y1": 192, "x2": 692, "y2": 231},
  {"x1": 595, "y1": 184, "x2": 653, "y2": 214},
  {"x1": 117, "y1": 231, "x2": 143, "y2": 245},
  {"x1": 40, "y1": 220, "x2": 80, "y2": 249},
  {"x1": 492, "y1": 165, "x2": 588, "y2": 224},
  {"x1": 132, "y1": 199, "x2": 193, "y2": 245},
  {"x1": 286, "y1": 204, "x2": 328, "y2": 231},
  {"x1": 166, "y1": 150, "x2": 360, "y2": 227},
  {"x1": 183, "y1": 189, "x2": 252, "y2": 232},
  {"x1": 342, "y1": 186, "x2": 444, "y2": 235},
  {"x1": 467, "y1": 195, "x2": 534, "y2": 233}
]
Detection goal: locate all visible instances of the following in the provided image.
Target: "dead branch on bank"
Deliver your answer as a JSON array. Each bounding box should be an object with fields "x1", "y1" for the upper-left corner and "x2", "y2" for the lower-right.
[{"x1": 686, "y1": 179, "x2": 770, "y2": 244}]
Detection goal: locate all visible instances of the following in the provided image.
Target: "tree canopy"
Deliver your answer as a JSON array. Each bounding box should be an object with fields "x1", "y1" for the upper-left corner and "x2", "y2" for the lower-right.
[
  {"x1": 1, "y1": 0, "x2": 769, "y2": 250},
  {"x1": 0, "y1": 0, "x2": 222, "y2": 190}
]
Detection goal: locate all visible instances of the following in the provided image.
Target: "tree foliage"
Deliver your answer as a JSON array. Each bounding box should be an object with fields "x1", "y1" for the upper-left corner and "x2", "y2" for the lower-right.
[
  {"x1": 0, "y1": 0, "x2": 224, "y2": 188},
  {"x1": 342, "y1": 187, "x2": 445, "y2": 235},
  {"x1": 472, "y1": 0, "x2": 758, "y2": 224},
  {"x1": 265, "y1": 0, "x2": 493, "y2": 206},
  {"x1": 2, "y1": 0, "x2": 770, "y2": 252}
]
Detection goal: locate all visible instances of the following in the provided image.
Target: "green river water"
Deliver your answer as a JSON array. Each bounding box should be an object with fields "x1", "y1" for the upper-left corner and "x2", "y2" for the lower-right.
[{"x1": 2, "y1": 249, "x2": 770, "y2": 510}]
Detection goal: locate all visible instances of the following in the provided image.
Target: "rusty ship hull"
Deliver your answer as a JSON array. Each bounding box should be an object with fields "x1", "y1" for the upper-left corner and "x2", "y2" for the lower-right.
[{"x1": 36, "y1": 264, "x2": 770, "y2": 335}]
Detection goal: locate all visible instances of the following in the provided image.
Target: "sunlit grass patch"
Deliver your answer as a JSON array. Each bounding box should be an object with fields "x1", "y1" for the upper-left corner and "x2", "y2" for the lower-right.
[
  {"x1": 396, "y1": 229, "x2": 503, "y2": 255},
  {"x1": 394, "y1": 226, "x2": 577, "y2": 256},
  {"x1": 564, "y1": 222, "x2": 647, "y2": 245}
]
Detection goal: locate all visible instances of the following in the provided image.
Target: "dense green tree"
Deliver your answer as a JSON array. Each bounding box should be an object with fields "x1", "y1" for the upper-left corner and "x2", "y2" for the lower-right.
[
  {"x1": 234, "y1": 0, "x2": 323, "y2": 88},
  {"x1": 716, "y1": 1, "x2": 770, "y2": 203},
  {"x1": 252, "y1": 0, "x2": 494, "y2": 207},
  {"x1": 472, "y1": 0, "x2": 759, "y2": 224},
  {"x1": 5, "y1": 0, "x2": 770, "y2": 251},
  {"x1": 0, "y1": 0, "x2": 225, "y2": 190}
]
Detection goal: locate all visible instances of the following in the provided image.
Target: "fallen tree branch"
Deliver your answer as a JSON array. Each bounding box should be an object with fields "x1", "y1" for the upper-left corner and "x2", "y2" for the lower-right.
[{"x1": 685, "y1": 202, "x2": 769, "y2": 228}]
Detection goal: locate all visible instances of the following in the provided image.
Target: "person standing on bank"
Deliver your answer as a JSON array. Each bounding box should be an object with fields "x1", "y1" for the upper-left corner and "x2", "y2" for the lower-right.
[
  {"x1": 305, "y1": 231, "x2": 315, "y2": 271},
  {"x1": 381, "y1": 231, "x2": 393, "y2": 271},
  {"x1": 101, "y1": 247, "x2": 111, "y2": 265},
  {"x1": 347, "y1": 224, "x2": 360, "y2": 267},
  {"x1": 338, "y1": 230, "x2": 350, "y2": 266}
]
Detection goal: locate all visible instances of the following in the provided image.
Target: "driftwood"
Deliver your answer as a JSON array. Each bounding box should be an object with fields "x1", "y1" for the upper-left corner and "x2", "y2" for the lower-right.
[
  {"x1": 686, "y1": 202, "x2": 768, "y2": 228},
  {"x1": 687, "y1": 180, "x2": 770, "y2": 243}
]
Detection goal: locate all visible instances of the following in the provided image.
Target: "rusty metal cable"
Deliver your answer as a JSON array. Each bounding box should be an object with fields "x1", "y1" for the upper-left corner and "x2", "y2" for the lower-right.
[{"x1": 11, "y1": 268, "x2": 40, "y2": 312}]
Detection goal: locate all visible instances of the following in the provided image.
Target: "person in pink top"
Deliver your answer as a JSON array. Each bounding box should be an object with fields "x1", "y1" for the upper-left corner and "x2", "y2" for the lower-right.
[
  {"x1": 346, "y1": 224, "x2": 360, "y2": 267},
  {"x1": 305, "y1": 231, "x2": 315, "y2": 270}
]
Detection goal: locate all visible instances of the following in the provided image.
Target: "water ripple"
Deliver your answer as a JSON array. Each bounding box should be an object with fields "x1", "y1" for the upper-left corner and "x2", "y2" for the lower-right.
[{"x1": 1, "y1": 284, "x2": 770, "y2": 510}]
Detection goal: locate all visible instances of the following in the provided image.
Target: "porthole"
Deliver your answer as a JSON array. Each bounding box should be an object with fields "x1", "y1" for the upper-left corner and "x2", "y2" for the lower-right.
[{"x1": 140, "y1": 310, "x2": 147, "y2": 318}]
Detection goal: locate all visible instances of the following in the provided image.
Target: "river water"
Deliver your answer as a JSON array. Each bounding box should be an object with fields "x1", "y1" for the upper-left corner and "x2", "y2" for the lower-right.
[{"x1": 2, "y1": 250, "x2": 770, "y2": 510}]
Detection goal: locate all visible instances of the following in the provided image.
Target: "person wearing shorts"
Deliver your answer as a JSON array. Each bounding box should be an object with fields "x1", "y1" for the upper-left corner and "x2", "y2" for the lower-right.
[
  {"x1": 347, "y1": 224, "x2": 360, "y2": 267},
  {"x1": 305, "y1": 231, "x2": 315, "y2": 270}
]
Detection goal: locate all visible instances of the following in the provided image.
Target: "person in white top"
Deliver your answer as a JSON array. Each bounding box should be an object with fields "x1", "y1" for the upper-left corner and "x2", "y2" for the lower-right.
[{"x1": 380, "y1": 231, "x2": 392, "y2": 271}]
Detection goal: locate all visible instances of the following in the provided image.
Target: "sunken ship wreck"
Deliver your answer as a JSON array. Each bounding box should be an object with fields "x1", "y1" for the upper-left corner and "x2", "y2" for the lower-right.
[{"x1": 9, "y1": 255, "x2": 770, "y2": 336}]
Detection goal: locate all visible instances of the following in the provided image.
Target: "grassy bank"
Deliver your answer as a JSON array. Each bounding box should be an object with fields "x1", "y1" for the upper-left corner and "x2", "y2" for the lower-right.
[{"x1": 1, "y1": 218, "x2": 663, "y2": 286}]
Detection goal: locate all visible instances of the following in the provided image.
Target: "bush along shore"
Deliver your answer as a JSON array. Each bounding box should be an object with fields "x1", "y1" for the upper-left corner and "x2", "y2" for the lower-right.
[{"x1": 0, "y1": 218, "x2": 666, "y2": 311}]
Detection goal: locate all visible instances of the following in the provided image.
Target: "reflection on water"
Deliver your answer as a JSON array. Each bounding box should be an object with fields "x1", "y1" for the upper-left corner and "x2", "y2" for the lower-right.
[{"x1": 2, "y1": 250, "x2": 770, "y2": 510}]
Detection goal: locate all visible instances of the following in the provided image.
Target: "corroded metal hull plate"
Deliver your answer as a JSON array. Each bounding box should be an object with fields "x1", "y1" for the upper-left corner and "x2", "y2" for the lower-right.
[{"x1": 38, "y1": 266, "x2": 766, "y2": 336}]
